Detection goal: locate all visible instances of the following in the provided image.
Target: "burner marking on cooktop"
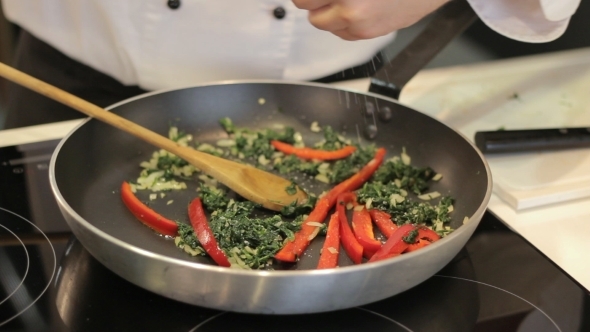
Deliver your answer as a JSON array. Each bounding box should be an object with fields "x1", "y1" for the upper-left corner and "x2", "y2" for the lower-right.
[
  {"x1": 356, "y1": 307, "x2": 413, "y2": 332},
  {"x1": 0, "y1": 223, "x2": 30, "y2": 306},
  {"x1": 188, "y1": 307, "x2": 411, "y2": 332},
  {"x1": 434, "y1": 275, "x2": 562, "y2": 332},
  {"x1": 188, "y1": 312, "x2": 227, "y2": 332},
  {"x1": 0, "y1": 207, "x2": 57, "y2": 328}
]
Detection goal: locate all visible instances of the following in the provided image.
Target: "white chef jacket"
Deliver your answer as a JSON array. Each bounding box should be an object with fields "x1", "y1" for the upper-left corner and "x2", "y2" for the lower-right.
[{"x1": 1, "y1": 0, "x2": 580, "y2": 91}]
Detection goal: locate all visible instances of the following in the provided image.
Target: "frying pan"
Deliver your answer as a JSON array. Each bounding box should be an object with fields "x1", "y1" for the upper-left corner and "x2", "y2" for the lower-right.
[{"x1": 49, "y1": 1, "x2": 491, "y2": 314}]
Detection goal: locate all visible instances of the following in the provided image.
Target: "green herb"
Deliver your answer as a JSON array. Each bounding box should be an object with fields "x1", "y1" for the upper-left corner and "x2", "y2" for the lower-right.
[
  {"x1": 199, "y1": 184, "x2": 230, "y2": 211},
  {"x1": 285, "y1": 182, "x2": 298, "y2": 195},
  {"x1": 372, "y1": 157, "x2": 435, "y2": 195},
  {"x1": 328, "y1": 145, "x2": 376, "y2": 183},
  {"x1": 219, "y1": 117, "x2": 235, "y2": 134},
  {"x1": 274, "y1": 155, "x2": 320, "y2": 175},
  {"x1": 175, "y1": 222, "x2": 205, "y2": 255},
  {"x1": 314, "y1": 126, "x2": 347, "y2": 151},
  {"x1": 402, "y1": 229, "x2": 419, "y2": 244},
  {"x1": 280, "y1": 194, "x2": 317, "y2": 217},
  {"x1": 208, "y1": 199, "x2": 304, "y2": 269}
]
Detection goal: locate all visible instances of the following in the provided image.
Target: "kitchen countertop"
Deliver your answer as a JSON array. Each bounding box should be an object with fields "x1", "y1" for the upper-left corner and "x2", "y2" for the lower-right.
[{"x1": 1, "y1": 47, "x2": 589, "y2": 292}]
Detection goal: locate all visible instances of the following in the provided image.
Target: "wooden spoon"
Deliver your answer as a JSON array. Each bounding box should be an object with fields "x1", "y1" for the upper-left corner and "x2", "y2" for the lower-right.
[{"x1": 0, "y1": 62, "x2": 308, "y2": 211}]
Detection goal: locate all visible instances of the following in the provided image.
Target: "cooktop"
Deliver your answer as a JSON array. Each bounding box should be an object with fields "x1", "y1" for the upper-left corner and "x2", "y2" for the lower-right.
[{"x1": 1, "y1": 139, "x2": 588, "y2": 332}]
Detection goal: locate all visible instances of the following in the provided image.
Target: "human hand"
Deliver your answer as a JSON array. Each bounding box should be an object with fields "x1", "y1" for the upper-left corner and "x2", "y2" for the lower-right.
[{"x1": 293, "y1": 0, "x2": 451, "y2": 40}]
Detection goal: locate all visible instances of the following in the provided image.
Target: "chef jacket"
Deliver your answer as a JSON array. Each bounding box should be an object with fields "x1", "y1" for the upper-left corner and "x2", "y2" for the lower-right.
[{"x1": 1, "y1": 0, "x2": 580, "y2": 91}]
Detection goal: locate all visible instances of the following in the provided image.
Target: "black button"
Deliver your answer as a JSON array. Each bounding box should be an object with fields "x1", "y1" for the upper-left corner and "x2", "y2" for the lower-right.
[
  {"x1": 273, "y1": 7, "x2": 286, "y2": 19},
  {"x1": 167, "y1": 0, "x2": 180, "y2": 9}
]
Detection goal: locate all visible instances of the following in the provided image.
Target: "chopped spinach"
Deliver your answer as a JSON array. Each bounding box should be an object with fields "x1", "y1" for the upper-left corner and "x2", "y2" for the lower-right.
[
  {"x1": 372, "y1": 158, "x2": 435, "y2": 195},
  {"x1": 402, "y1": 229, "x2": 419, "y2": 244},
  {"x1": 208, "y1": 200, "x2": 304, "y2": 269}
]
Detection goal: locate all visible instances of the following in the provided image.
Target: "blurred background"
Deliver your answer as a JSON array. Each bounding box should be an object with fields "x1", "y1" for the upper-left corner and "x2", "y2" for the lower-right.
[{"x1": 0, "y1": 2, "x2": 589, "y2": 129}]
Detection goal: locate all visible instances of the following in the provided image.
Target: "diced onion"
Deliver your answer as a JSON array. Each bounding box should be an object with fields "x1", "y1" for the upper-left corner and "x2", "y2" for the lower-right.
[
  {"x1": 365, "y1": 198, "x2": 373, "y2": 210},
  {"x1": 314, "y1": 174, "x2": 330, "y2": 183},
  {"x1": 307, "y1": 227, "x2": 321, "y2": 241},
  {"x1": 418, "y1": 191, "x2": 441, "y2": 200},
  {"x1": 401, "y1": 148, "x2": 411, "y2": 165},
  {"x1": 310, "y1": 121, "x2": 321, "y2": 132},
  {"x1": 216, "y1": 139, "x2": 236, "y2": 147},
  {"x1": 327, "y1": 247, "x2": 339, "y2": 254},
  {"x1": 258, "y1": 155, "x2": 270, "y2": 166}
]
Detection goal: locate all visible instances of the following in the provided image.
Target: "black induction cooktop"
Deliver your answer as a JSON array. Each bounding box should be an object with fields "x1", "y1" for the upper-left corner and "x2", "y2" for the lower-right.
[{"x1": 1, "y1": 139, "x2": 588, "y2": 332}]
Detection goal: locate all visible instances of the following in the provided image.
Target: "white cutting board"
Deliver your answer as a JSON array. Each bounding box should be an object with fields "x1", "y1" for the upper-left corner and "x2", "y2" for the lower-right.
[{"x1": 399, "y1": 49, "x2": 590, "y2": 210}]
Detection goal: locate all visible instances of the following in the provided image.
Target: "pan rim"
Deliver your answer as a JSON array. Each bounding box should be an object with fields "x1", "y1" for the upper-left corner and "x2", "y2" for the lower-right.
[{"x1": 48, "y1": 79, "x2": 493, "y2": 278}]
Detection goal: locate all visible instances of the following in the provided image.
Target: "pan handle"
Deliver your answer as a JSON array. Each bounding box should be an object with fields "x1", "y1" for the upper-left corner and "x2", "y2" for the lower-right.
[{"x1": 369, "y1": 0, "x2": 478, "y2": 100}]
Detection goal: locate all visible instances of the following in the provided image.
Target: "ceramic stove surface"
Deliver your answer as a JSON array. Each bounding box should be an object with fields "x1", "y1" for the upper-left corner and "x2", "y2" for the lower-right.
[{"x1": 0, "y1": 140, "x2": 588, "y2": 332}]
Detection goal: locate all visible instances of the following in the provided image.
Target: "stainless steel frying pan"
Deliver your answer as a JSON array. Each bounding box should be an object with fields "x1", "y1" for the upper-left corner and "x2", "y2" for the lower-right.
[{"x1": 49, "y1": 1, "x2": 491, "y2": 314}]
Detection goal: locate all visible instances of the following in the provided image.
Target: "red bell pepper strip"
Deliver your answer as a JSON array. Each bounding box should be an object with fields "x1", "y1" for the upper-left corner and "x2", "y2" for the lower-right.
[
  {"x1": 368, "y1": 224, "x2": 416, "y2": 263},
  {"x1": 270, "y1": 140, "x2": 356, "y2": 160},
  {"x1": 405, "y1": 239, "x2": 430, "y2": 252},
  {"x1": 323, "y1": 148, "x2": 387, "y2": 206},
  {"x1": 275, "y1": 148, "x2": 386, "y2": 263},
  {"x1": 368, "y1": 209, "x2": 398, "y2": 239},
  {"x1": 188, "y1": 197, "x2": 231, "y2": 267},
  {"x1": 405, "y1": 227, "x2": 441, "y2": 253},
  {"x1": 120, "y1": 181, "x2": 178, "y2": 237},
  {"x1": 274, "y1": 198, "x2": 331, "y2": 262},
  {"x1": 317, "y1": 211, "x2": 341, "y2": 269},
  {"x1": 352, "y1": 206, "x2": 382, "y2": 258},
  {"x1": 336, "y1": 192, "x2": 364, "y2": 264}
]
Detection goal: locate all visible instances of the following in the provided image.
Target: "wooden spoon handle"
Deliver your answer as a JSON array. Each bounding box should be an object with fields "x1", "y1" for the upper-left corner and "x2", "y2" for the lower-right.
[{"x1": 0, "y1": 62, "x2": 213, "y2": 168}]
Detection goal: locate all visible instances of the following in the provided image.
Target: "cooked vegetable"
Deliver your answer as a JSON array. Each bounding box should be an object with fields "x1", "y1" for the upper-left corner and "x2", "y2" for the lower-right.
[
  {"x1": 405, "y1": 227, "x2": 441, "y2": 253},
  {"x1": 274, "y1": 198, "x2": 331, "y2": 262},
  {"x1": 336, "y1": 192, "x2": 363, "y2": 264},
  {"x1": 200, "y1": 185, "x2": 304, "y2": 269},
  {"x1": 274, "y1": 148, "x2": 386, "y2": 263},
  {"x1": 369, "y1": 224, "x2": 417, "y2": 263},
  {"x1": 324, "y1": 148, "x2": 387, "y2": 206},
  {"x1": 125, "y1": 120, "x2": 457, "y2": 270},
  {"x1": 270, "y1": 140, "x2": 356, "y2": 160},
  {"x1": 317, "y1": 212, "x2": 341, "y2": 269},
  {"x1": 351, "y1": 204, "x2": 381, "y2": 259},
  {"x1": 120, "y1": 181, "x2": 178, "y2": 237},
  {"x1": 368, "y1": 209, "x2": 398, "y2": 239},
  {"x1": 188, "y1": 197, "x2": 231, "y2": 267}
]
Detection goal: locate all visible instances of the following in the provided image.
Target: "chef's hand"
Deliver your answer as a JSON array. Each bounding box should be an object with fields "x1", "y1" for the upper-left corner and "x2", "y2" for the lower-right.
[{"x1": 293, "y1": 0, "x2": 450, "y2": 40}]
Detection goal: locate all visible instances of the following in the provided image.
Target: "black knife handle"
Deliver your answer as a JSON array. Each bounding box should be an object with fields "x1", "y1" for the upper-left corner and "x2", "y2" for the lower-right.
[{"x1": 474, "y1": 127, "x2": 590, "y2": 153}]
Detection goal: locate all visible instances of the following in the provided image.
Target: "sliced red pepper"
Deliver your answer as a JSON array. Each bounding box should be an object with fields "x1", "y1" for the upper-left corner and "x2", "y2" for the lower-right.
[
  {"x1": 317, "y1": 211, "x2": 341, "y2": 269},
  {"x1": 352, "y1": 206, "x2": 382, "y2": 259},
  {"x1": 405, "y1": 239, "x2": 431, "y2": 252},
  {"x1": 405, "y1": 227, "x2": 441, "y2": 253},
  {"x1": 270, "y1": 140, "x2": 356, "y2": 160},
  {"x1": 336, "y1": 192, "x2": 364, "y2": 264},
  {"x1": 120, "y1": 181, "x2": 178, "y2": 237},
  {"x1": 324, "y1": 148, "x2": 387, "y2": 206},
  {"x1": 274, "y1": 198, "x2": 331, "y2": 262},
  {"x1": 368, "y1": 224, "x2": 416, "y2": 263},
  {"x1": 275, "y1": 148, "x2": 386, "y2": 263},
  {"x1": 188, "y1": 197, "x2": 231, "y2": 267},
  {"x1": 368, "y1": 209, "x2": 398, "y2": 238}
]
